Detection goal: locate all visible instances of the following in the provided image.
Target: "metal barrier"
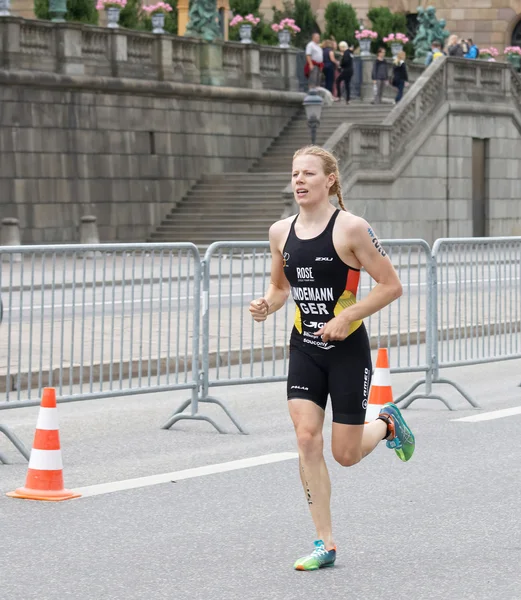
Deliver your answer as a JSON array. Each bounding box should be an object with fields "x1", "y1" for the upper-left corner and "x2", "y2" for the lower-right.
[
  {"x1": 0, "y1": 243, "x2": 201, "y2": 460},
  {"x1": 400, "y1": 237, "x2": 521, "y2": 409},
  {"x1": 163, "y1": 242, "x2": 290, "y2": 434},
  {"x1": 3, "y1": 237, "x2": 521, "y2": 450},
  {"x1": 164, "y1": 239, "x2": 471, "y2": 432}
]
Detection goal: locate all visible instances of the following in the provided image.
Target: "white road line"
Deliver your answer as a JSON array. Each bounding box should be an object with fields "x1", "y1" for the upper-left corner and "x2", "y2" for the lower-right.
[
  {"x1": 73, "y1": 452, "x2": 299, "y2": 499},
  {"x1": 452, "y1": 406, "x2": 521, "y2": 422}
]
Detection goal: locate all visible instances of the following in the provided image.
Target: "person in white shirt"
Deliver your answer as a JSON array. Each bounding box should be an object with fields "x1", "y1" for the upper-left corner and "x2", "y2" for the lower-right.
[{"x1": 305, "y1": 33, "x2": 323, "y2": 89}]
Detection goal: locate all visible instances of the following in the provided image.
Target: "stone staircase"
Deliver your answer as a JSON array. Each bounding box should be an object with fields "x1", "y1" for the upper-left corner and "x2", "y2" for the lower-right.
[{"x1": 149, "y1": 102, "x2": 392, "y2": 246}]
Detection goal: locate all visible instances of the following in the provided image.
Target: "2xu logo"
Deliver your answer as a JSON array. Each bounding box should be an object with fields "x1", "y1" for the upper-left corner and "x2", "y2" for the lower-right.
[{"x1": 315, "y1": 257, "x2": 333, "y2": 262}]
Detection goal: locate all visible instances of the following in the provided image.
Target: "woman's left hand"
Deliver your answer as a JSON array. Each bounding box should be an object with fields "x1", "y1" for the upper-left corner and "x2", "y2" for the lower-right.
[{"x1": 314, "y1": 315, "x2": 352, "y2": 342}]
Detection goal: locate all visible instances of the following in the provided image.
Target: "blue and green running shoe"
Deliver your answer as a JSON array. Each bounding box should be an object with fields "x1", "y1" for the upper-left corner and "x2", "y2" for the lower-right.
[
  {"x1": 293, "y1": 540, "x2": 336, "y2": 571},
  {"x1": 378, "y1": 402, "x2": 415, "y2": 462}
]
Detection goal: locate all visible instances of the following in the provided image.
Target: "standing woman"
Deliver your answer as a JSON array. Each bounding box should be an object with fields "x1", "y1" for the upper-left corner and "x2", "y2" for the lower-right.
[
  {"x1": 249, "y1": 145, "x2": 415, "y2": 571},
  {"x1": 392, "y1": 50, "x2": 409, "y2": 103},
  {"x1": 322, "y1": 40, "x2": 339, "y2": 96},
  {"x1": 447, "y1": 34, "x2": 464, "y2": 57},
  {"x1": 336, "y1": 41, "x2": 353, "y2": 104}
]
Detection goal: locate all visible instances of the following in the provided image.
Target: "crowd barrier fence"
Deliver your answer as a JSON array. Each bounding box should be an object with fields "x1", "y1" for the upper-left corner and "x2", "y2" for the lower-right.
[{"x1": 2, "y1": 237, "x2": 520, "y2": 460}]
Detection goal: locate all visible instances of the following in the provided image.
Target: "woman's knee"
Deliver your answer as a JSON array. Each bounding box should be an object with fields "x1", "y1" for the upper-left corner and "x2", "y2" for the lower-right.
[
  {"x1": 332, "y1": 449, "x2": 362, "y2": 467},
  {"x1": 296, "y1": 428, "x2": 323, "y2": 458}
]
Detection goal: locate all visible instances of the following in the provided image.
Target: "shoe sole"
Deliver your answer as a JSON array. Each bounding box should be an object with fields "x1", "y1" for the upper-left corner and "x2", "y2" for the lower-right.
[{"x1": 295, "y1": 563, "x2": 335, "y2": 571}]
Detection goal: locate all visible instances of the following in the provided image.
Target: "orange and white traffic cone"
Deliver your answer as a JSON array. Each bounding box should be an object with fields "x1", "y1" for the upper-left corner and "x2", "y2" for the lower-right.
[
  {"x1": 7, "y1": 388, "x2": 80, "y2": 501},
  {"x1": 365, "y1": 348, "x2": 394, "y2": 423}
]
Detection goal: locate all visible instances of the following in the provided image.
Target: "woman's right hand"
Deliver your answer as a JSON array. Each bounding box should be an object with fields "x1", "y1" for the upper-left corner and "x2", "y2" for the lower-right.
[{"x1": 249, "y1": 298, "x2": 269, "y2": 322}]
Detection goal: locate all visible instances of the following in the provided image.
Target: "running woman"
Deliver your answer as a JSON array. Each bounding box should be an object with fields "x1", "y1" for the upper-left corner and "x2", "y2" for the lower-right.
[{"x1": 249, "y1": 145, "x2": 415, "y2": 571}]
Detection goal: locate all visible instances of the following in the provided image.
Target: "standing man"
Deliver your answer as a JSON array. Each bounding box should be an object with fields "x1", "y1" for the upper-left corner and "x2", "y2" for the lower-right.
[
  {"x1": 464, "y1": 38, "x2": 479, "y2": 59},
  {"x1": 306, "y1": 32, "x2": 323, "y2": 90},
  {"x1": 371, "y1": 47, "x2": 388, "y2": 104}
]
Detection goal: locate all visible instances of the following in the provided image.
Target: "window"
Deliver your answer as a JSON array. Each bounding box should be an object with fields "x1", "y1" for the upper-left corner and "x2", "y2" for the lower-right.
[
  {"x1": 406, "y1": 13, "x2": 418, "y2": 41},
  {"x1": 512, "y1": 19, "x2": 521, "y2": 46}
]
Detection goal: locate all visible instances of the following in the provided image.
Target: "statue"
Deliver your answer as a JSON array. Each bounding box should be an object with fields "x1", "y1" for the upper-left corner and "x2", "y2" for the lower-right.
[
  {"x1": 185, "y1": 0, "x2": 222, "y2": 42},
  {"x1": 412, "y1": 5, "x2": 450, "y2": 63}
]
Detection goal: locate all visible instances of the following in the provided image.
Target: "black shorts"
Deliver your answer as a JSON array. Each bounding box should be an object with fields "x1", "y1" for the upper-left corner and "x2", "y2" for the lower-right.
[{"x1": 287, "y1": 323, "x2": 372, "y2": 425}]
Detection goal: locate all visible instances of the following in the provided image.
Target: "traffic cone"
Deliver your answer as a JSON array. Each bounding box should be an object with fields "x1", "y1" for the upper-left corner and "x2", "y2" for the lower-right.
[
  {"x1": 365, "y1": 348, "x2": 394, "y2": 423},
  {"x1": 7, "y1": 388, "x2": 81, "y2": 501}
]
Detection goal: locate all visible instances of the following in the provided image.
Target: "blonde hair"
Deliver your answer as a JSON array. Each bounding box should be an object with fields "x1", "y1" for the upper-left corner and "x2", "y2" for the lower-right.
[
  {"x1": 394, "y1": 50, "x2": 406, "y2": 64},
  {"x1": 339, "y1": 41, "x2": 348, "y2": 51},
  {"x1": 448, "y1": 34, "x2": 458, "y2": 46},
  {"x1": 293, "y1": 145, "x2": 346, "y2": 211}
]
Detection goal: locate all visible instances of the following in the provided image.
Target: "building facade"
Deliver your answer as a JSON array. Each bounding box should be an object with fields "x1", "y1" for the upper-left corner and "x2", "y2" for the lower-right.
[{"x1": 261, "y1": 0, "x2": 521, "y2": 54}]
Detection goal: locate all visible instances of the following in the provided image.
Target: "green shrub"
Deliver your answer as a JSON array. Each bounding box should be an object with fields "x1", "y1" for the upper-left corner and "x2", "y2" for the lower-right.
[
  {"x1": 34, "y1": 0, "x2": 98, "y2": 24},
  {"x1": 272, "y1": 0, "x2": 317, "y2": 49},
  {"x1": 367, "y1": 7, "x2": 408, "y2": 56},
  {"x1": 141, "y1": 0, "x2": 178, "y2": 33},
  {"x1": 324, "y1": 1, "x2": 358, "y2": 46}
]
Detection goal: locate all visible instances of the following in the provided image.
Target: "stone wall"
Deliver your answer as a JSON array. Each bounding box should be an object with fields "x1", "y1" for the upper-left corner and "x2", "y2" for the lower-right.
[
  {"x1": 0, "y1": 70, "x2": 303, "y2": 243},
  {"x1": 0, "y1": 17, "x2": 300, "y2": 92},
  {"x1": 282, "y1": 57, "x2": 521, "y2": 244},
  {"x1": 344, "y1": 59, "x2": 521, "y2": 242},
  {"x1": 347, "y1": 114, "x2": 521, "y2": 242}
]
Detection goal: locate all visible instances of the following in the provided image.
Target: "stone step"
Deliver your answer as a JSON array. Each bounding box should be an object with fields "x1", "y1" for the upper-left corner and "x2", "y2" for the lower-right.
[
  {"x1": 155, "y1": 225, "x2": 274, "y2": 233},
  {"x1": 201, "y1": 174, "x2": 288, "y2": 183},
  {"x1": 164, "y1": 209, "x2": 282, "y2": 219},
  {"x1": 190, "y1": 183, "x2": 286, "y2": 190},
  {"x1": 186, "y1": 190, "x2": 284, "y2": 197}
]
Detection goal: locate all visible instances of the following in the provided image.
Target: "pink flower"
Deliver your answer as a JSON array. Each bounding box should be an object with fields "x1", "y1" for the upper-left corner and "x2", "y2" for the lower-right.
[
  {"x1": 142, "y1": 1, "x2": 172, "y2": 14},
  {"x1": 97, "y1": 0, "x2": 127, "y2": 9},
  {"x1": 505, "y1": 46, "x2": 521, "y2": 56}
]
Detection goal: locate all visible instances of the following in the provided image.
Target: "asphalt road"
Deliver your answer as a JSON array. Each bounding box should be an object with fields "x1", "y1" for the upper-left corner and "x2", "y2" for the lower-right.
[{"x1": 1, "y1": 358, "x2": 521, "y2": 599}]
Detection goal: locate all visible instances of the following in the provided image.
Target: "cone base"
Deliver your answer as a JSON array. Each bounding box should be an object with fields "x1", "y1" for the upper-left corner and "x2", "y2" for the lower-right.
[{"x1": 6, "y1": 487, "x2": 81, "y2": 502}]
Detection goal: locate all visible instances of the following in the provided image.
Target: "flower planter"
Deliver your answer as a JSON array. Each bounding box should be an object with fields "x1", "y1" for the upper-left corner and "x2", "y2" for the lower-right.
[
  {"x1": 106, "y1": 6, "x2": 121, "y2": 28},
  {"x1": 390, "y1": 42, "x2": 403, "y2": 57},
  {"x1": 0, "y1": 0, "x2": 11, "y2": 16},
  {"x1": 278, "y1": 29, "x2": 291, "y2": 48},
  {"x1": 151, "y1": 12, "x2": 165, "y2": 33},
  {"x1": 507, "y1": 54, "x2": 521, "y2": 71},
  {"x1": 239, "y1": 23, "x2": 252, "y2": 43},
  {"x1": 359, "y1": 39, "x2": 371, "y2": 57}
]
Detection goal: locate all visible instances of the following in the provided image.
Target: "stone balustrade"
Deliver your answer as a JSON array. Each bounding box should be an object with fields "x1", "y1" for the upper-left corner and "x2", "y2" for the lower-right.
[
  {"x1": 282, "y1": 57, "x2": 521, "y2": 213},
  {"x1": 0, "y1": 16, "x2": 300, "y2": 91}
]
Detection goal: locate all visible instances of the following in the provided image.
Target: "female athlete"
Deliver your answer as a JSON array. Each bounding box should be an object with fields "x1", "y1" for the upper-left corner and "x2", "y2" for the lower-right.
[{"x1": 249, "y1": 145, "x2": 415, "y2": 571}]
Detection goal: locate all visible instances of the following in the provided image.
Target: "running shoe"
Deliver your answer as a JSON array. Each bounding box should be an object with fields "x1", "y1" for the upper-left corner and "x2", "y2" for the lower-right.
[
  {"x1": 293, "y1": 540, "x2": 336, "y2": 571},
  {"x1": 379, "y1": 402, "x2": 415, "y2": 462}
]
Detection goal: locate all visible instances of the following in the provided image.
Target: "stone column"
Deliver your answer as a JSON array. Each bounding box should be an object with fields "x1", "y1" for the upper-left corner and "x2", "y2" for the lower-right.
[
  {"x1": 0, "y1": 17, "x2": 21, "y2": 69},
  {"x1": 217, "y1": 0, "x2": 229, "y2": 41},
  {"x1": 56, "y1": 23, "x2": 85, "y2": 75},
  {"x1": 244, "y1": 44, "x2": 261, "y2": 89},
  {"x1": 156, "y1": 36, "x2": 174, "y2": 81},
  {"x1": 1, "y1": 218, "x2": 22, "y2": 263},
  {"x1": 110, "y1": 30, "x2": 128, "y2": 77},
  {"x1": 177, "y1": 0, "x2": 189, "y2": 36},
  {"x1": 282, "y1": 48, "x2": 299, "y2": 92},
  {"x1": 199, "y1": 41, "x2": 224, "y2": 86}
]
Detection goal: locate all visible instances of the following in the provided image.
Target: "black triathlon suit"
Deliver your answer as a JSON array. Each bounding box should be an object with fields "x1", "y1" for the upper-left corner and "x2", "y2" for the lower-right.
[{"x1": 283, "y1": 209, "x2": 372, "y2": 425}]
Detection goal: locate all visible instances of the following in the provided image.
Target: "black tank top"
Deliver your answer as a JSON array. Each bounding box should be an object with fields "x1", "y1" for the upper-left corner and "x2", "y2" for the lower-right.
[{"x1": 282, "y1": 209, "x2": 362, "y2": 349}]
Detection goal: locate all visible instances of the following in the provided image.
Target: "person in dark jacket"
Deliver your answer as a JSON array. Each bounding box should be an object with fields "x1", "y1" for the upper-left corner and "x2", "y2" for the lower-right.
[
  {"x1": 392, "y1": 51, "x2": 408, "y2": 103},
  {"x1": 371, "y1": 47, "x2": 388, "y2": 104},
  {"x1": 447, "y1": 34, "x2": 464, "y2": 57},
  {"x1": 322, "y1": 40, "x2": 339, "y2": 95},
  {"x1": 336, "y1": 41, "x2": 353, "y2": 103}
]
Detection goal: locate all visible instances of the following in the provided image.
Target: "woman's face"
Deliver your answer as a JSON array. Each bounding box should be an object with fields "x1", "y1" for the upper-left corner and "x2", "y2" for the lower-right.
[{"x1": 292, "y1": 155, "x2": 334, "y2": 207}]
